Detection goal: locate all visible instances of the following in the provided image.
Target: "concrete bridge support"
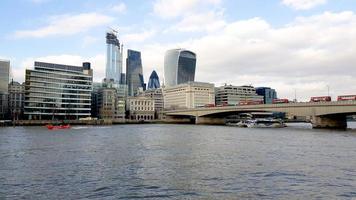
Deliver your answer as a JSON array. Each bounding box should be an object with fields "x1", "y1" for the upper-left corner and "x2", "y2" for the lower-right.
[
  {"x1": 311, "y1": 115, "x2": 347, "y2": 129},
  {"x1": 195, "y1": 116, "x2": 225, "y2": 125}
]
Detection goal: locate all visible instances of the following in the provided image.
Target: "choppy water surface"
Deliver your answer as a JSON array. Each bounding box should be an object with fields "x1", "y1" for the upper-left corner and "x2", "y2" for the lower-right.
[{"x1": 1, "y1": 123, "x2": 356, "y2": 199}]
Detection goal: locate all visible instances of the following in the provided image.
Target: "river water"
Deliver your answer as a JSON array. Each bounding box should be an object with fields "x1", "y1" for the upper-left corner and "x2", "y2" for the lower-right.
[{"x1": 1, "y1": 123, "x2": 356, "y2": 199}]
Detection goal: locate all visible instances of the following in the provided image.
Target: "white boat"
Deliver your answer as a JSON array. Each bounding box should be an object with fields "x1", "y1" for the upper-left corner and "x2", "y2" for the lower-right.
[
  {"x1": 246, "y1": 118, "x2": 286, "y2": 128},
  {"x1": 228, "y1": 118, "x2": 286, "y2": 128}
]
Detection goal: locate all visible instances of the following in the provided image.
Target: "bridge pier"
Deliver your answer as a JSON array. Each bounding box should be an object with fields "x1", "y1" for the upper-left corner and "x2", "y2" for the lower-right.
[
  {"x1": 195, "y1": 116, "x2": 225, "y2": 125},
  {"x1": 311, "y1": 115, "x2": 347, "y2": 129}
]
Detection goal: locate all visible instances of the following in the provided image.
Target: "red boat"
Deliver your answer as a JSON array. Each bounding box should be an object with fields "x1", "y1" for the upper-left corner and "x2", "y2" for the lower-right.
[{"x1": 46, "y1": 124, "x2": 71, "y2": 130}]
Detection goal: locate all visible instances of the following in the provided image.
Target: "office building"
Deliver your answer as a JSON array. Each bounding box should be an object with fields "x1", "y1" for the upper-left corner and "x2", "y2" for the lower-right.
[
  {"x1": 106, "y1": 31, "x2": 123, "y2": 83},
  {"x1": 140, "y1": 88, "x2": 164, "y2": 119},
  {"x1": 126, "y1": 96, "x2": 155, "y2": 121},
  {"x1": 126, "y1": 49, "x2": 145, "y2": 96},
  {"x1": 164, "y1": 49, "x2": 196, "y2": 87},
  {"x1": 24, "y1": 61, "x2": 93, "y2": 120},
  {"x1": 215, "y1": 85, "x2": 264, "y2": 105},
  {"x1": 256, "y1": 87, "x2": 277, "y2": 104},
  {"x1": 147, "y1": 70, "x2": 160, "y2": 89},
  {"x1": 163, "y1": 82, "x2": 215, "y2": 109},
  {"x1": 0, "y1": 60, "x2": 10, "y2": 119},
  {"x1": 8, "y1": 81, "x2": 25, "y2": 120}
]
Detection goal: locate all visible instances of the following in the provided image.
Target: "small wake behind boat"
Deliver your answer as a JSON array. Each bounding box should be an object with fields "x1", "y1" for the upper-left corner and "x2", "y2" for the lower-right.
[{"x1": 46, "y1": 124, "x2": 71, "y2": 130}]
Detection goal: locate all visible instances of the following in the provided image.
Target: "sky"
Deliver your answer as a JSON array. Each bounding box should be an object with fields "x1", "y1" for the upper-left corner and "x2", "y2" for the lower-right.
[{"x1": 1, "y1": 0, "x2": 356, "y2": 101}]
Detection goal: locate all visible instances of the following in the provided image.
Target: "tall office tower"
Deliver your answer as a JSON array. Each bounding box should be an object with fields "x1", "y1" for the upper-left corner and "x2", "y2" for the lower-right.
[
  {"x1": 106, "y1": 30, "x2": 123, "y2": 83},
  {"x1": 147, "y1": 70, "x2": 160, "y2": 89},
  {"x1": 24, "y1": 61, "x2": 93, "y2": 120},
  {"x1": 164, "y1": 49, "x2": 196, "y2": 87},
  {"x1": 256, "y1": 87, "x2": 277, "y2": 104},
  {"x1": 0, "y1": 60, "x2": 10, "y2": 119},
  {"x1": 126, "y1": 49, "x2": 145, "y2": 96}
]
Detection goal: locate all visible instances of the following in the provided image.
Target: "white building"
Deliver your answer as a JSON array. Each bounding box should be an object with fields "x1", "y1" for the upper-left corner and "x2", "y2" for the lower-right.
[
  {"x1": 215, "y1": 85, "x2": 264, "y2": 105},
  {"x1": 163, "y1": 82, "x2": 215, "y2": 109},
  {"x1": 126, "y1": 96, "x2": 155, "y2": 121}
]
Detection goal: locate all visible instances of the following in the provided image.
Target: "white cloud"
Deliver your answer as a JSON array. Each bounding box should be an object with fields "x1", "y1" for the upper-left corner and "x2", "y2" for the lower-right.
[
  {"x1": 122, "y1": 30, "x2": 156, "y2": 43},
  {"x1": 153, "y1": 0, "x2": 221, "y2": 18},
  {"x1": 82, "y1": 36, "x2": 100, "y2": 47},
  {"x1": 29, "y1": 0, "x2": 49, "y2": 4},
  {"x1": 282, "y1": 0, "x2": 327, "y2": 10},
  {"x1": 17, "y1": 54, "x2": 106, "y2": 83},
  {"x1": 111, "y1": 2, "x2": 127, "y2": 14},
  {"x1": 167, "y1": 10, "x2": 226, "y2": 32},
  {"x1": 14, "y1": 13, "x2": 114, "y2": 38},
  {"x1": 140, "y1": 11, "x2": 356, "y2": 101}
]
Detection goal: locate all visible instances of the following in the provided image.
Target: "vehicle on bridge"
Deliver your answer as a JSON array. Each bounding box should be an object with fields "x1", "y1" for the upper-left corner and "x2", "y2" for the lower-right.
[
  {"x1": 238, "y1": 100, "x2": 263, "y2": 105},
  {"x1": 337, "y1": 95, "x2": 356, "y2": 101},
  {"x1": 272, "y1": 99, "x2": 289, "y2": 104},
  {"x1": 204, "y1": 104, "x2": 216, "y2": 107},
  {"x1": 310, "y1": 96, "x2": 331, "y2": 102}
]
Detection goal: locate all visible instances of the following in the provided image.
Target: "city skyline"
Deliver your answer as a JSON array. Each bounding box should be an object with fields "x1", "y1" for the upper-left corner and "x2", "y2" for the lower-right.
[{"x1": 1, "y1": 0, "x2": 356, "y2": 101}]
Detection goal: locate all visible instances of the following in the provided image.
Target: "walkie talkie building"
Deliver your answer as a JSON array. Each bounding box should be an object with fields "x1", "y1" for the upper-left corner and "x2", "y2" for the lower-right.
[{"x1": 164, "y1": 49, "x2": 196, "y2": 87}]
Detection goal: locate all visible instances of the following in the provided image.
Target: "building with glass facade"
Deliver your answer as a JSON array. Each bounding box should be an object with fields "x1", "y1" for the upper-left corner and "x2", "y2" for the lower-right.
[
  {"x1": 164, "y1": 49, "x2": 196, "y2": 87},
  {"x1": 256, "y1": 87, "x2": 277, "y2": 104},
  {"x1": 215, "y1": 85, "x2": 264, "y2": 105},
  {"x1": 147, "y1": 70, "x2": 160, "y2": 89},
  {"x1": 0, "y1": 60, "x2": 10, "y2": 119},
  {"x1": 126, "y1": 49, "x2": 145, "y2": 96},
  {"x1": 24, "y1": 61, "x2": 93, "y2": 120},
  {"x1": 106, "y1": 31, "x2": 123, "y2": 83}
]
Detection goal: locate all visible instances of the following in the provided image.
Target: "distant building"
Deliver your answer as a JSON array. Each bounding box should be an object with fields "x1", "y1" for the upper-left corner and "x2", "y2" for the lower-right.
[
  {"x1": 91, "y1": 82, "x2": 102, "y2": 118},
  {"x1": 164, "y1": 49, "x2": 196, "y2": 87},
  {"x1": 0, "y1": 60, "x2": 10, "y2": 119},
  {"x1": 126, "y1": 49, "x2": 145, "y2": 96},
  {"x1": 8, "y1": 81, "x2": 25, "y2": 120},
  {"x1": 163, "y1": 82, "x2": 215, "y2": 109},
  {"x1": 140, "y1": 88, "x2": 164, "y2": 119},
  {"x1": 126, "y1": 96, "x2": 155, "y2": 121},
  {"x1": 101, "y1": 78, "x2": 127, "y2": 119},
  {"x1": 147, "y1": 70, "x2": 160, "y2": 89},
  {"x1": 24, "y1": 61, "x2": 93, "y2": 120},
  {"x1": 215, "y1": 85, "x2": 264, "y2": 105},
  {"x1": 256, "y1": 87, "x2": 277, "y2": 104},
  {"x1": 106, "y1": 31, "x2": 123, "y2": 83}
]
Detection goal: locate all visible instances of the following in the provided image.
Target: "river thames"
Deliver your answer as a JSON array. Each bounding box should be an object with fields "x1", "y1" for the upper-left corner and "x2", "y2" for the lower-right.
[{"x1": 1, "y1": 123, "x2": 356, "y2": 199}]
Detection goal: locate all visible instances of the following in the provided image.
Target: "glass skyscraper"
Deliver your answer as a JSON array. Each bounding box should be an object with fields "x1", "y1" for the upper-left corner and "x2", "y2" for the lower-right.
[
  {"x1": 106, "y1": 31, "x2": 123, "y2": 83},
  {"x1": 147, "y1": 70, "x2": 160, "y2": 89},
  {"x1": 126, "y1": 49, "x2": 145, "y2": 96},
  {"x1": 0, "y1": 60, "x2": 10, "y2": 119},
  {"x1": 256, "y1": 87, "x2": 277, "y2": 104},
  {"x1": 24, "y1": 61, "x2": 93, "y2": 120},
  {"x1": 164, "y1": 49, "x2": 196, "y2": 87}
]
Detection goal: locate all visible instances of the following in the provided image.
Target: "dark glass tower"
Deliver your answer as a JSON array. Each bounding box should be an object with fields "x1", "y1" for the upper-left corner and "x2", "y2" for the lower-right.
[
  {"x1": 126, "y1": 49, "x2": 145, "y2": 96},
  {"x1": 147, "y1": 70, "x2": 160, "y2": 89},
  {"x1": 164, "y1": 49, "x2": 196, "y2": 86}
]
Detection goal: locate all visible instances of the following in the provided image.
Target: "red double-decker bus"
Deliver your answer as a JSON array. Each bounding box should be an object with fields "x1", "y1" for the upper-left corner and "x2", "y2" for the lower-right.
[
  {"x1": 337, "y1": 95, "x2": 356, "y2": 101},
  {"x1": 310, "y1": 96, "x2": 331, "y2": 102},
  {"x1": 272, "y1": 99, "x2": 289, "y2": 104}
]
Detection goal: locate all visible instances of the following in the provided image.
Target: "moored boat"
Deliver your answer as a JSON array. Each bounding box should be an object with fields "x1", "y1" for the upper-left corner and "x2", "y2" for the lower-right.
[{"x1": 46, "y1": 124, "x2": 71, "y2": 130}]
